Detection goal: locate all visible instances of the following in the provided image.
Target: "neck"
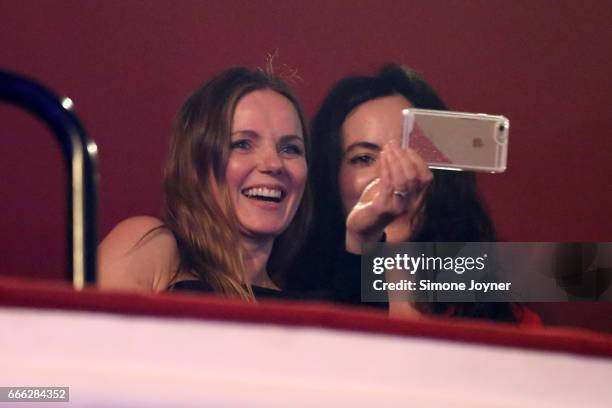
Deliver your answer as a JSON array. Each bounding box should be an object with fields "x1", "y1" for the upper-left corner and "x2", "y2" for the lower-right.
[{"x1": 240, "y1": 235, "x2": 279, "y2": 290}]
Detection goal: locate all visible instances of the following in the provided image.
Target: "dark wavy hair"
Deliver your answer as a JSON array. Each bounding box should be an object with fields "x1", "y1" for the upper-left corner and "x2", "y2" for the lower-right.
[{"x1": 288, "y1": 64, "x2": 516, "y2": 321}]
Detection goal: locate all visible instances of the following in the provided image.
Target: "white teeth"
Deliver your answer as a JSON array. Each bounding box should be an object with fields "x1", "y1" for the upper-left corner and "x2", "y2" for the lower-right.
[{"x1": 243, "y1": 187, "x2": 282, "y2": 199}]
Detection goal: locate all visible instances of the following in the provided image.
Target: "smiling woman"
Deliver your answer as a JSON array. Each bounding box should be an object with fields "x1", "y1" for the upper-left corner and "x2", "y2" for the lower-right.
[
  {"x1": 97, "y1": 67, "x2": 311, "y2": 299},
  {"x1": 228, "y1": 90, "x2": 307, "y2": 241},
  {"x1": 288, "y1": 63, "x2": 529, "y2": 322}
]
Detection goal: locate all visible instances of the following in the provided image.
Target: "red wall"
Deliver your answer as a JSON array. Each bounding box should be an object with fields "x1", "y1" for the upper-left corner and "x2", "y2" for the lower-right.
[{"x1": 1, "y1": 2, "x2": 611, "y2": 281}]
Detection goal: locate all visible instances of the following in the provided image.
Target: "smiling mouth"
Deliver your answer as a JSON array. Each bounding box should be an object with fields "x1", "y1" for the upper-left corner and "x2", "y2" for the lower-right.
[{"x1": 241, "y1": 186, "x2": 286, "y2": 203}]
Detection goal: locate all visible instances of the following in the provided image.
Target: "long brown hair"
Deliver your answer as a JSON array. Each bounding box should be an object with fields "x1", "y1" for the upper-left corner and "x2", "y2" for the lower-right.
[{"x1": 163, "y1": 67, "x2": 311, "y2": 299}]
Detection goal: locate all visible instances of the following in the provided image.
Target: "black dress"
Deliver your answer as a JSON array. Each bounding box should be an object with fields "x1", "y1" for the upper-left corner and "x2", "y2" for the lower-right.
[
  {"x1": 168, "y1": 251, "x2": 376, "y2": 305},
  {"x1": 171, "y1": 279, "x2": 331, "y2": 301}
]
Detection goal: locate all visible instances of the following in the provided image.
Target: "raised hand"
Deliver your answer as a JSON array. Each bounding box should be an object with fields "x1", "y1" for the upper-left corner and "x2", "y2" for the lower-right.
[{"x1": 346, "y1": 140, "x2": 432, "y2": 253}]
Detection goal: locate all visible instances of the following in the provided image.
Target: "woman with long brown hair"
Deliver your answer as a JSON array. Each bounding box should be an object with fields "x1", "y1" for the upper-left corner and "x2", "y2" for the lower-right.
[{"x1": 98, "y1": 67, "x2": 311, "y2": 299}]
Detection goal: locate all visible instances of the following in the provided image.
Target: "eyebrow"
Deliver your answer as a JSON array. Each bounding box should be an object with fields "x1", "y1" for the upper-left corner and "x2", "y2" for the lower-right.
[
  {"x1": 231, "y1": 130, "x2": 259, "y2": 138},
  {"x1": 344, "y1": 141, "x2": 381, "y2": 156},
  {"x1": 231, "y1": 130, "x2": 304, "y2": 143},
  {"x1": 279, "y1": 134, "x2": 304, "y2": 144}
]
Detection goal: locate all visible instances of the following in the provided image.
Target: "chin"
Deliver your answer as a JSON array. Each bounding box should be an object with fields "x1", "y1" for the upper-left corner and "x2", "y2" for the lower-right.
[{"x1": 241, "y1": 223, "x2": 288, "y2": 240}]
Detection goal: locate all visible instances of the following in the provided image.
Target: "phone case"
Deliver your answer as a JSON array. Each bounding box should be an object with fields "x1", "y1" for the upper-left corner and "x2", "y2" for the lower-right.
[{"x1": 402, "y1": 108, "x2": 509, "y2": 173}]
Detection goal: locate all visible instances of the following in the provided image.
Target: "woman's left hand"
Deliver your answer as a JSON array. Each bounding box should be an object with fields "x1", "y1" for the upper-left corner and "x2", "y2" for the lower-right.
[{"x1": 345, "y1": 141, "x2": 432, "y2": 253}]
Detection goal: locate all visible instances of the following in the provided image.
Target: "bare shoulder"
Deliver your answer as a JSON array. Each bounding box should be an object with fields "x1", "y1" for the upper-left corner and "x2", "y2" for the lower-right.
[
  {"x1": 97, "y1": 216, "x2": 180, "y2": 292},
  {"x1": 99, "y1": 216, "x2": 170, "y2": 252}
]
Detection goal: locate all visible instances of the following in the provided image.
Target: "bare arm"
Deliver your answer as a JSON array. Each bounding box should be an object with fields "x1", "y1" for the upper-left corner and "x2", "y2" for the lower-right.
[{"x1": 97, "y1": 216, "x2": 180, "y2": 292}]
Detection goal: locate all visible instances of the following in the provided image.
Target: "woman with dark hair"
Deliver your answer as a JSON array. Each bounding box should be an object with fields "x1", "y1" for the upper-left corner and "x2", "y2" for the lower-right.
[
  {"x1": 289, "y1": 64, "x2": 534, "y2": 322},
  {"x1": 98, "y1": 67, "x2": 312, "y2": 300}
]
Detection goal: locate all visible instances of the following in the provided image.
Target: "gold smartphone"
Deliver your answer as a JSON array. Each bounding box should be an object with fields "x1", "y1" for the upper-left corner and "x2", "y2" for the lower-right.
[{"x1": 402, "y1": 109, "x2": 509, "y2": 173}]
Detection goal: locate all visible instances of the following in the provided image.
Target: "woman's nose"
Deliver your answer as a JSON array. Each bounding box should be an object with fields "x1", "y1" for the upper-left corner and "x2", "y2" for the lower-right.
[{"x1": 257, "y1": 147, "x2": 283, "y2": 174}]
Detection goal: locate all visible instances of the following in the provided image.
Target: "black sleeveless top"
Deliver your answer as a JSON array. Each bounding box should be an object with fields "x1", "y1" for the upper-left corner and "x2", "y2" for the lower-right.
[
  {"x1": 169, "y1": 250, "x2": 361, "y2": 303},
  {"x1": 171, "y1": 279, "x2": 328, "y2": 301}
]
